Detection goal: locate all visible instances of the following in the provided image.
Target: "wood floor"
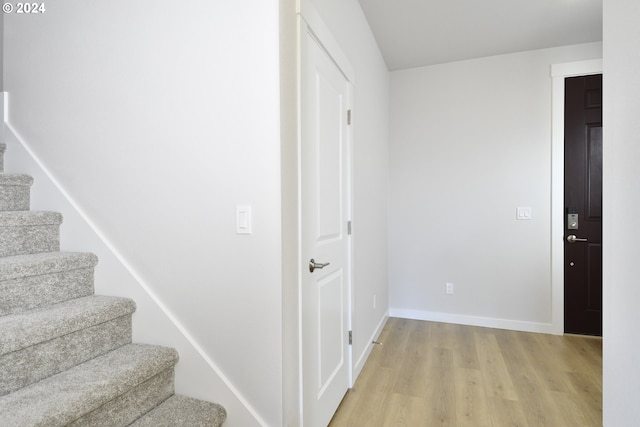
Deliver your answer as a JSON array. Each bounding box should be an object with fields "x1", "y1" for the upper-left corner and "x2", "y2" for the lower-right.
[{"x1": 329, "y1": 317, "x2": 602, "y2": 427}]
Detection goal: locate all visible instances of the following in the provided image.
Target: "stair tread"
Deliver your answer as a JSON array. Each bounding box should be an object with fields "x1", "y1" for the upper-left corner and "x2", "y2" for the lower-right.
[
  {"x1": 0, "y1": 295, "x2": 136, "y2": 356},
  {"x1": 0, "y1": 343, "x2": 179, "y2": 427},
  {"x1": 0, "y1": 174, "x2": 34, "y2": 186},
  {"x1": 0, "y1": 211, "x2": 63, "y2": 226},
  {"x1": 131, "y1": 395, "x2": 227, "y2": 427},
  {"x1": 0, "y1": 251, "x2": 98, "y2": 281}
]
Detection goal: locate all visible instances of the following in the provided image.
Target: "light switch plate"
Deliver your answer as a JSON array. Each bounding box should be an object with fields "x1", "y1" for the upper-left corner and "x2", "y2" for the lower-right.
[
  {"x1": 236, "y1": 205, "x2": 252, "y2": 234},
  {"x1": 516, "y1": 207, "x2": 532, "y2": 220}
]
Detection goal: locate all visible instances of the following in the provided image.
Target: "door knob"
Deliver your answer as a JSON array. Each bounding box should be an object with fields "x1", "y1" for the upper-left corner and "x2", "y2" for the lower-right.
[
  {"x1": 309, "y1": 258, "x2": 330, "y2": 273},
  {"x1": 567, "y1": 234, "x2": 587, "y2": 243}
]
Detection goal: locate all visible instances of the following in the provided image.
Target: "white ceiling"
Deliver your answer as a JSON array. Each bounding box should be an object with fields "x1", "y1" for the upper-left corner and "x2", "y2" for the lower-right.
[{"x1": 357, "y1": 0, "x2": 603, "y2": 71}]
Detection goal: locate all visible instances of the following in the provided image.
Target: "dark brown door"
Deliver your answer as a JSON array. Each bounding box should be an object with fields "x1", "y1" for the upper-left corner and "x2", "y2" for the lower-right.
[{"x1": 564, "y1": 74, "x2": 602, "y2": 336}]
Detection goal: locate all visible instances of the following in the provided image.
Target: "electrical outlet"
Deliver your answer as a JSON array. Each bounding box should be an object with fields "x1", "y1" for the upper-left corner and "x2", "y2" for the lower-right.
[
  {"x1": 373, "y1": 294, "x2": 377, "y2": 309},
  {"x1": 446, "y1": 282, "x2": 454, "y2": 295}
]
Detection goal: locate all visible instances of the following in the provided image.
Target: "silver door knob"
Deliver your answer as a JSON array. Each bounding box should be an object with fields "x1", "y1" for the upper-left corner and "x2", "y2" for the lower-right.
[
  {"x1": 567, "y1": 234, "x2": 587, "y2": 243},
  {"x1": 309, "y1": 258, "x2": 330, "y2": 273}
]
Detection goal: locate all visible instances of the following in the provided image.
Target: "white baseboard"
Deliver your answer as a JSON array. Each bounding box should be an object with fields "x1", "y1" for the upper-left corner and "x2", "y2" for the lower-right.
[
  {"x1": 389, "y1": 308, "x2": 557, "y2": 335},
  {"x1": 2, "y1": 92, "x2": 7, "y2": 122},
  {"x1": 352, "y1": 312, "x2": 388, "y2": 384}
]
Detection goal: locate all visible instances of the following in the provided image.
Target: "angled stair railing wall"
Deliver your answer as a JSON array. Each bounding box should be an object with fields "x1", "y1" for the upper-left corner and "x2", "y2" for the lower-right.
[{"x1": 0, "y1": 141, "x2": 227, "y2": 426}]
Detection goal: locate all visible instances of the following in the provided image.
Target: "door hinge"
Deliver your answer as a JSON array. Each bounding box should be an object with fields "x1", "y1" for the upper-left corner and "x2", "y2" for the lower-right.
[
  {"x1": 347, "y1": 220, "x2": 352, "y2": 235},
  {"x1": 349, "y1": 330, "x2": 352, "y2": 345},
  {"x1": 347, "y1": 109, "x2": 352, "y2": 125}
]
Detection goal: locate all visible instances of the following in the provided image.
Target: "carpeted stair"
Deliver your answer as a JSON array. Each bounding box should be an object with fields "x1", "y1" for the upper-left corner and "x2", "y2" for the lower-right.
[{"x1": 0, "y1": 142, "x2": 226, "y2": 426}]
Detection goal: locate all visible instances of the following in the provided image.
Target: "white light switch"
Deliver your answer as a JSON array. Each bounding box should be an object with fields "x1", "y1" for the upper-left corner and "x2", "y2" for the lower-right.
[
  {"x1": 516, "y1": 207, "x2": 532, "y2": 220},
  {"x1": 236, "y1": 205, "x2": 252, "y2": 234}
]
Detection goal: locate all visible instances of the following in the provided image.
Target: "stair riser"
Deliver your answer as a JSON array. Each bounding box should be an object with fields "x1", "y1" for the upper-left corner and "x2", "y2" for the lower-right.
[
  {"x1": 0, "y1": 267, "x2": 95, "y2": 316},
  {"x1": 68, "y1": 368, "x2": 175, "y2": 427},
  {"x1": 0, "y1": 315, "x2": 132, "y2": 396},
  {"x1": 130, "y1": 395, "x2": 227, "y2": 427},
  {"x1": 0, "y1": 185, "x2": 30, "y2": 211},
  {"x1": 0, "y1": 225, "x2": 60, "y2": 257}
]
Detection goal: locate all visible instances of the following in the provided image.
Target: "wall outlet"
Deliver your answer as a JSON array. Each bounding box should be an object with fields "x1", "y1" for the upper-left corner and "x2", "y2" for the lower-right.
[
  {"x1": 373, "y1": 294, "x2": 377, "y2": 309},
  {"x1": 446, "y1": 282, "x2": 454, "y2": 295}
]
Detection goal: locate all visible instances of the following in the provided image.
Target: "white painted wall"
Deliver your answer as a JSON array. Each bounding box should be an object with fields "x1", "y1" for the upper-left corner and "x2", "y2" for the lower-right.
[
  {"x1": 602, "y1": 1, "x2": 640, "y2": 425},
  {"x1": 279, "y1": 0, "x2": 301, "y2": 425},
  {"x1": 389, "y1": 43, "x2": 602, "y2": 332},
  {"x1": 4, "y1": 1, "x2": 281, "y2": 426},
  {"x1": 0, "y1": 14, "x2": 3, "y2": 91},
  {"x1": 305, "y1": 0, "x2": 390, "y2": 379}
]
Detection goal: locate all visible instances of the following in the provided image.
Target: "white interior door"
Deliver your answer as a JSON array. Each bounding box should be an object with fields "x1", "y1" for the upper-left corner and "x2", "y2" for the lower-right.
[{"x1": 300, "y1": 22, "x2": 352, "y2": 427}]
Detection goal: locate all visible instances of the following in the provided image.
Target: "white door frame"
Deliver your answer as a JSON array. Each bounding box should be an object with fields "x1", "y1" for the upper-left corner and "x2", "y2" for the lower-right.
[
  {"x1": 550, "y1": 58, "x2": 603, "y2": 335},
  {"x1": 297, "y1": 2, "x2": 355, "y2": 424}
]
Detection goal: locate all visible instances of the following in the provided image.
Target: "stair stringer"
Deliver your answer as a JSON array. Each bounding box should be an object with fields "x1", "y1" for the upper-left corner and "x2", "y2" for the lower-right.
[{"x1": 3, "y1": 121, "x2": 268, "y2": 427}]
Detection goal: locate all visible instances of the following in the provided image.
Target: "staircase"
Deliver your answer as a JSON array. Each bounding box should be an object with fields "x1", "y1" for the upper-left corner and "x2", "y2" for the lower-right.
[{"x1": 0, "y1": 143, "x2": 227, "y2": 426}]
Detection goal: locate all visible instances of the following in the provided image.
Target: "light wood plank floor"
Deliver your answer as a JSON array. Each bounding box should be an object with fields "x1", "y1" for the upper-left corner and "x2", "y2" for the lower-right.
[{"x1": 329, "y1": 317, "x2": 602, "y2": 427}]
